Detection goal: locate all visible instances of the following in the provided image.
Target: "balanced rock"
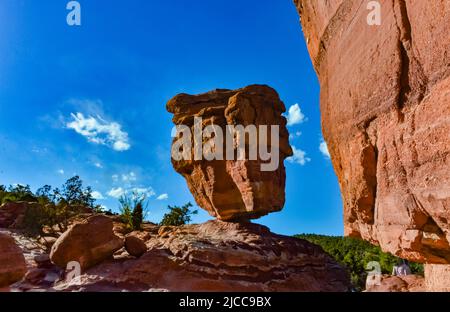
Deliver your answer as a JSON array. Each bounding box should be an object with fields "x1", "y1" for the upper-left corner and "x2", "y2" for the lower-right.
[
  {"x1": 0, "y1": 233, "x2": 27, "y2": 287},
  {"x1": 125, "y1": 235, "x2": 147, "y2": 257},
  {"x1": 167, "y1": 85, "x2": 292, "y2": 221},
  {"x1": 294, "y1": 0, "x2": 450, "y2": 263},
  {"x1": 50, "y1": 215, "x2": 124, "y2": 270}
]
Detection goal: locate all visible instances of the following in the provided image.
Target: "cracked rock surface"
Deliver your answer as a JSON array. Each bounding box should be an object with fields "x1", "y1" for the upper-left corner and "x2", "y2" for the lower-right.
[
  {"x1": 294, "y1": 0, "x2": 450, "y2": 263},
  {"x1": 166, "y1": 85, "x2": 293, "y2": 221}
]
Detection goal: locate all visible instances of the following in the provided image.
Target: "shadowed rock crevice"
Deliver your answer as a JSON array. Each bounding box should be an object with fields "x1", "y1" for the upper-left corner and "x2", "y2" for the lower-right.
[{"x1": 393, "y1": 0, "x2": 428, "y2": 118}]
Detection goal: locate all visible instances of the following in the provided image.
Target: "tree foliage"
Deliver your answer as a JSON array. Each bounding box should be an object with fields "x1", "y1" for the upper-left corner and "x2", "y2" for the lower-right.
[
  {"x1": 295, "y1": 234, "x2": 424, "y2": 291},
  {"x1": 0, "y1": 176, "x2": 98, "y2": 236},
  {"x1": 0, "y1": 184, "x2": 37, "y2": 203},
  {"x1": 160, "y1": 202, "x2": 198, "y2": 226}
]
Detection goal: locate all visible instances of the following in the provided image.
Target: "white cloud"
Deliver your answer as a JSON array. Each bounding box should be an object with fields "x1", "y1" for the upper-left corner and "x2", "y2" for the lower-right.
[
  {"x1": 94, "y1": 162, "x2": 103, "y2": 168},
  {"x1": 131, "y1": 187, "x2": 155, "y2": 198},
  {"x1": 108, "y1": 187, "x2": 126, "y2": 198},
  {"x1": 108, "y1": 186, "x2": 155, "y2": 199},
  {"x1": 286, "y1": 104, "x2": 306, "y2": 126},
  {"x1": 58, "y1": 169, "x2": 65, "y2": 175},
  {"x1": 287, "y1": 145, "x2": 311, "y2": 165},
  {"x1": 122, "y1": 172, "x2": 137, "y2": 183},
  {"x1": 91, "y1": 191, "x2": 105, "y2": 200},
  {"x1": 319, "y1": 140, "x2": 331, "y2": 159},
  {"x1": 112, "y1": 174, "x2": 119, "y2": 182},
  {"x1": 66, "y1": 112, "x2": 130, "y2": 151},
  {"x1": 156, "y1": 193, "x2": 168, "y2": 200},
  {"x1": 289, "y1": 131, "x2": 302, "y2": 140}
]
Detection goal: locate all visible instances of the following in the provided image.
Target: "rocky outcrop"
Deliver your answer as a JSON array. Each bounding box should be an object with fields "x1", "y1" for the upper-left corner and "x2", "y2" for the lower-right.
[
  {"x1": 294, "y1": 1, "x2": 450, "y2": 263},
  {"x1": 365, "y1": 274, "x2": 425, "y2": 292},
  {"x1": 166, "y1": 85, "x2": 293, "y2": 221},
  {"x1": 0, "y1": 202, "x2": 29, "y2": 228},
  {"x1": 0, "y1": 233, "x2": 27, "y2": 287},
  {"x1": 6, "y1": 217, "x2": 351, "y2": 292},
  {"x1": 50, "y1": 215, "x2": 124, "y2": 270},
  {"x1": 49, "y1": 220, "x2": 350, "y2": 292}
]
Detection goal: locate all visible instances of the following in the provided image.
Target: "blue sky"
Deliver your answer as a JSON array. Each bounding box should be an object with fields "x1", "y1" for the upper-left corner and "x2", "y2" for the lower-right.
[{"x1": 0, "y1": 0, "x2": 343, "y2": 236}]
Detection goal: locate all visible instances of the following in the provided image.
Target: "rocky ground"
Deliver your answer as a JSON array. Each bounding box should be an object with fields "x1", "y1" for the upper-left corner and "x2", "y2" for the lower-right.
[{"x1": 0, "y1": 209, "x2": 352, "y2": 292}]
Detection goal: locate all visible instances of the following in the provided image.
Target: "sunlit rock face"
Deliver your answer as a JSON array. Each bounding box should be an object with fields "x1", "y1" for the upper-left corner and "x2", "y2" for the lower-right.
[
  {"x1": 294, "y1": 0, "x2": 450, "y2": 263},
  {"x1": 166, "y1": 85, "x2": 292, "y2": 221}
]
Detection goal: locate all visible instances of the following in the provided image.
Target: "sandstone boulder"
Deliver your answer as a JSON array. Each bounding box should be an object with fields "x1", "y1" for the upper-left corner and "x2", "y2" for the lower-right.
[
  {"x1": 50, "y1": 215, "x2": 124, "y2": 270},
  {"x1": 0, "y1": 233, "x2": 27, "y2": 287},
  {"x1": 0, "y1": 202, "x2": 29, "y2": 228},
  {"x1": 166, "y1": 85, "x2": 292, "y2": 221},
  {"x1": 294, "y1": 0, "x2": 450, "y2": 263},
  {"x1": 125, "y1": 235, "x2": 147, "y2": 257}
]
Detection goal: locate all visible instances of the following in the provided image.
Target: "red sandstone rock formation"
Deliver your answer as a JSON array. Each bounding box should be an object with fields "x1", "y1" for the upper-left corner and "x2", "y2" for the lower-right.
[
  {"x1": 6, "y1": 217, "x2": 351, "y2": 292},
  {"x1": 0, "y1": 202, "x2": 30, "y2": 228},
  {"x1": 166, "y1": 85, "x2": 293, "y2": 221},
  {"x1": 424, "y1": 264, "x2": 450, "y2": 291},
  {"x1": 49, "y1": 220, "x2": 350, "y2": 292},
  {"x1": 365, "y1": 274, "x2": 425, "y2": 292},
  {"x1": 294, "y1": 0, "x2": 450, "y2": 263},
  {"x1": 0, "y1": 233, "x2": 27, "y2": 287}
]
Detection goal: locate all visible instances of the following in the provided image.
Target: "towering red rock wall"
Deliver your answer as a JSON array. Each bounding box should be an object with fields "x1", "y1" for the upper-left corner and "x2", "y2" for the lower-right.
[{"x1": 294, "y1": 0, "x2": 450, "y2": 263}]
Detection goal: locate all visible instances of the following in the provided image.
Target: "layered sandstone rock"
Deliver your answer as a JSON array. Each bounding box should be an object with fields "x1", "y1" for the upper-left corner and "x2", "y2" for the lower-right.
[
  {"x1": 294, "y1": 0, "x2": 450, "y2": 263},
  {"x1": 166, "y1": 85, "x2": 292, "y2": 221},
  {"x1": 50, "y1": 215, "x2": 124, "y2": 270},
  {"x1": 0, "y1": 233, "x2": 27, "y2": 287},
  {"x1": 49, "y1": 220, "x2": 350, "y2": 292}
]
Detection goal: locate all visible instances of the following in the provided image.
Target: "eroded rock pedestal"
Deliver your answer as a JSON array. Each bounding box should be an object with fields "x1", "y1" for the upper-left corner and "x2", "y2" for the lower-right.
[
  {"x1": 294, "y1": 0, "x2": 450, "y2": 264},
  {"x1": 167, "y1": 85, "x2": 292, "y2": 221},
  {"x1": 51, "y1": 220, "x2": 350, "y2": 292}
]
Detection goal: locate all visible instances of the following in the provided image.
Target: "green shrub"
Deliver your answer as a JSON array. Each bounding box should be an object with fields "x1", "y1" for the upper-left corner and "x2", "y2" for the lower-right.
[
  {"x1": 1, "y1": 184, "x2": 37, "y2": 204},
  {"x1": 160, "y1": 202, "x2": 198, "y2": 226},
  {"x1": 2, "y1": 177, "x2": 98, "y2": 236},
  {"x1": 132, "y1": 202, "x2": 143, "y2": 231},
  {"x1": 118, "y1": 192, "x2": 147, "y2": 232}
]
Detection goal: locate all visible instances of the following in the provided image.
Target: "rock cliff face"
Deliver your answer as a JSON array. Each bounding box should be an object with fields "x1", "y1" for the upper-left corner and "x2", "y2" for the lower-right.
[
  {"x1": 424, "y1": 264, "x2": 450, "y2": 292},
  {"x1": 167, "y1": 85, "x2": 292, "y2": 221},
  {"x1": 294, "y1": 0, "x2": 450, "y2": 263}
]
